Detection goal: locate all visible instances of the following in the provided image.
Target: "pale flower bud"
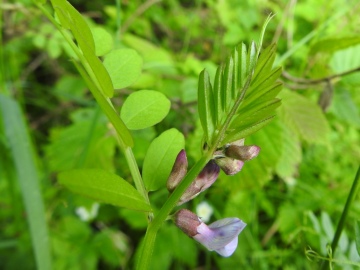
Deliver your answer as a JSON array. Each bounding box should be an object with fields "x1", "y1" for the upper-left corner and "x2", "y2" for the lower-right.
[
  {"x1": 225, "y1": 145, "x2": 260, "y2": 161},
  {"x1": 167, "y1": 150, "x2": 188, "y2": 192},
  {"x1": 215, "y1": 157, "x2": 244, "y2": 175}
]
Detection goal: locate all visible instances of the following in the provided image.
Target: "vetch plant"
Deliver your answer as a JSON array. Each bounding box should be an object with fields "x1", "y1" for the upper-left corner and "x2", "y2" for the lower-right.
[{"x1": 34, "y1": 0, "x2": 283, "y2": 268}]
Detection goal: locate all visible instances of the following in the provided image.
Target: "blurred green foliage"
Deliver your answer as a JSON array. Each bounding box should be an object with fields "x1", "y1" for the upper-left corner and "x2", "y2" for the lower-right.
[{"x1": 1, "y1": 0, "x2": 360, "y2": 269}]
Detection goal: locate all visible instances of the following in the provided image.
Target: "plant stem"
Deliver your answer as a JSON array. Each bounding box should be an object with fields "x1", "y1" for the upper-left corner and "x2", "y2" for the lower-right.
[
  {"x1": 137, "y1": 154, "x2": 212, "y2": 270},
  {"x1": 320, "y1": 166, "x2": 360, "y2": 269},
  {"x1": 36, "y1": 3, "x2": 150, "y2": 204},
  {"x1": 124, "y1": 146, "x2": 150, "y2": 206},
  {"x1": 331, "y1": 166, "x2": 360, "y2": 253}
]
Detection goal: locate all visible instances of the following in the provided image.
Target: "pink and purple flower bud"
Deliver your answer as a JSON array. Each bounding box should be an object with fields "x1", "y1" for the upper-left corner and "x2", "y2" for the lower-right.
[
  {"x1": 167, "y1": 149, "x2": 188, "y2": 192},
  {"x1": 167, "y1": 150, "x2": 220, "y2": 205},
  {"x1": 178, "y1": 160, "x2": 220, "y2": 205},
  {"x1": 174, "y1": 209, "x2": 246, "y2": 257}
]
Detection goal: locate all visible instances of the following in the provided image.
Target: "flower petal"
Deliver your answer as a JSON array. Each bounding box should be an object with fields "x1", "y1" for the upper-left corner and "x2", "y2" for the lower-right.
[
  {"x1": 215, "y1": 237, "x2": 238, "y2": 257},
  {"x1": 195, "y1": 218, "x2": 246, "y2": 251}
]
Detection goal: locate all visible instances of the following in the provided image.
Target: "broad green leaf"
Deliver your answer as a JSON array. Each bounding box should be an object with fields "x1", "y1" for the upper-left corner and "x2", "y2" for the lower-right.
[
  {"x1": 310, "y1": 37, "x2": 360, "y2": 55},
  {"x1": 0, "y1": 95, "x2": 52, "y2": 270},
  {"x1": 91, "y1": 27, "x2": 113, "y2": 56},
  {"x1": 58, "y1": 169, "x2": 152, "y2": 212},
  {"x1": 122, "y1": 34, "x2": 175, "y2": 73},
  {"x1": 72, "y1": 60, "x2": 133, "y2": 147},
  {"x1": 355, "y1": 221, "x2": 360, "y2": 256},
  {"x1": 275, "y1": 123, "x2": 302, "y2": 178},
  {"x1": 198, "y1": 69, "x2": 216, "y2": 144},
  {"x1": 279, "y1": 89, "x2": 330, "y2": 143},
  {"x1": 331, "y1": 88, "x2": 360, "y2": 128},
  {"x1": 103, "y1": 49, "x2": 143, "y2": 89},
  {"x1": 143, "y1": 129, "x2": 185, "y2": 191},
  {"x1": 120, "y1": 90, "x2": 171, "y2": 130}
]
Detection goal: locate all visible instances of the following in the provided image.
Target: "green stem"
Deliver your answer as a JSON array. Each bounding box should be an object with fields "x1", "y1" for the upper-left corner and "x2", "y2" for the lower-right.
[
  {"x1": 321, "y1": 166, "x2": 360, "y2": 269},
  {"x1": 36, "y1": 3, "x2": 150, "y2": 204},
  {"x1": 137, "y1": 154, "x2": 212, "y2": 270},
  {"x1": 124, "y1": 146, "x2": 150, "y2": 206},
  {"x1": 331, "y1": 166, "x2": 360, "y2": 254}
]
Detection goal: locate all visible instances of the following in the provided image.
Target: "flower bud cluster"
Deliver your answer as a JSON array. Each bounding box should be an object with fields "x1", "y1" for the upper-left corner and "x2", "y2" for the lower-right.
[
  {"x1": 166, "y1": 138, "x2": 258, "y2": 257},
  {"x1": 214, "y1": 139, "x2": 260, "y2": 175}
]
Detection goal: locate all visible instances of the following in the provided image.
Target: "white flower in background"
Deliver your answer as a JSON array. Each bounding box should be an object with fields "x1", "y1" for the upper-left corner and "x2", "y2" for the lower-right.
[
  {"x1": 196, "y1": 201, "x2": 213, "y2": 223},
  {"x1": 75, "y1": 203, "x2": 99, "y2": 222}
]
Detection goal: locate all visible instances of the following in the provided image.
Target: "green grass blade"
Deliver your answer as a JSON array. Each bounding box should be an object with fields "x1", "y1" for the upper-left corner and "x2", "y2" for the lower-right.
[{"x1": 0, "y1": 94, "x2": 52, "y2": 270}]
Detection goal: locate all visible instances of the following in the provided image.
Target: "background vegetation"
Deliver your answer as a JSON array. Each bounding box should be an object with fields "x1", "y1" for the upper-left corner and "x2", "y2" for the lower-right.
[{"x1": 1, "y1": 0, "x2": 360, "y2": 269}]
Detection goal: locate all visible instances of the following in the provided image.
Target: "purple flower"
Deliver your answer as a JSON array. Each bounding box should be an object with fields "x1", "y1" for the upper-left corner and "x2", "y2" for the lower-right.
[{"x1": 174, "y1": 209, "x2": 246, "y2": 257}]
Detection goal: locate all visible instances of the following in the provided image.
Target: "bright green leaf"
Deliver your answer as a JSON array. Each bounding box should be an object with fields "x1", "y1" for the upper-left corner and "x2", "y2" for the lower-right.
[
  {"x1": 310, "y1": 36, "x2": 360, "y2": 55},
  {"x1": 120, "y1": 90, "x2": 171, "y2": 130},
  {"x1": 275, "y1": 123, "x2": 302, "y2": 178},
  {"x1": 103, "y1": 48, "x2": 143, "y2": 89},
  {"x1": 58, "y1": 169, "x2": 152, "y2": 212},
  {"x1": 143, "y1": 129, "x2": 185, "y2": 191},
  {"x1": 279, "y1": 89, "x2": 330, "y2": 143},
  {"x1": 91, "y1": 27, "x2": 114, "y2": 56}
]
